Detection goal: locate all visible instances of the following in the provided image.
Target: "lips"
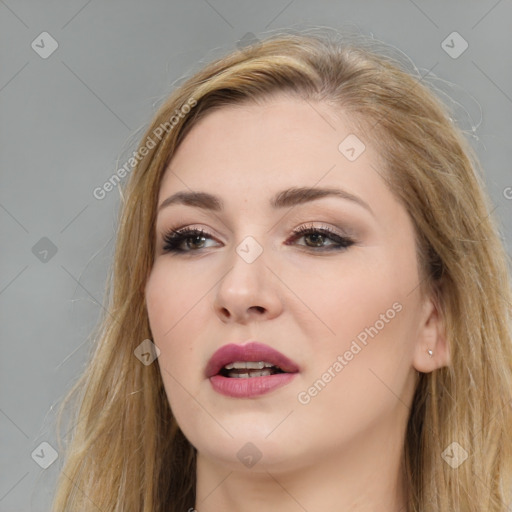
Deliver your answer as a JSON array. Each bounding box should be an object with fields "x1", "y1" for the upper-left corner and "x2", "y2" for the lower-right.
[
  {"x1": 206, "y1": 341, "x2": 300, "y2": 398},
  {"x1": 205, "y1": 342, "x2": 300, "y2": 378}
]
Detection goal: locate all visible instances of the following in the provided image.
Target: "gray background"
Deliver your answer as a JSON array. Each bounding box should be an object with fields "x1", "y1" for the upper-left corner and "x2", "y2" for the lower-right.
[{"x1": 1, "y1": 1, "x2": 511, "y2": 510}]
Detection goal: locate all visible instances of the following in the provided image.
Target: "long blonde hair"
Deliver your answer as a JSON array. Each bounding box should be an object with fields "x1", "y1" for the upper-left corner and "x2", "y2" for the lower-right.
[{"x1": 51, "y1": 29, "x2": 512, "y2": 511}]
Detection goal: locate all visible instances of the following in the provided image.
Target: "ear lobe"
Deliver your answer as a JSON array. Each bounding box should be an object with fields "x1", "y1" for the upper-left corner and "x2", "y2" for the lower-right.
[{"x1": 412, "y1": 296, "x2": 450, "y2": 373}]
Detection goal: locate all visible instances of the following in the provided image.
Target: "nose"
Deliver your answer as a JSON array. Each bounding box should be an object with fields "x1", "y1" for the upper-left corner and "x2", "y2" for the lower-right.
[{"x1": 212, "y1": 243, "x2": 283, "y2": 324}]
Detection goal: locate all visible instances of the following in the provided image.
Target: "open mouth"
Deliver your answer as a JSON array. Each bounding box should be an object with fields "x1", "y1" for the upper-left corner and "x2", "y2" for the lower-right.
[
  {"x1": 205, "y1": 341, "x2": 299, "y2": 397},
  {"x1": 218, "y1": 361, "x2": 287, "y2": 378}
]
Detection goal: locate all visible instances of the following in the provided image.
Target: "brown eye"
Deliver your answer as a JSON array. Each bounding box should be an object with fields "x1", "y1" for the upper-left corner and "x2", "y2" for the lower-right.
[
  {"x1": 289, "y1": 225, "x2": 355, "y2": 251},
  {"x1": 162, "y1": 228, "x2": 218, "y2": 253},
  {"x1": 303, "y1": 232, "x2": 326, "y2": 247}
]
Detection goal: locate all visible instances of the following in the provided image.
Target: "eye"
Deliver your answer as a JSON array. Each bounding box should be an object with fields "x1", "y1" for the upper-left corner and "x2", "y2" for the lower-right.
[
  {"x1": 162, "y1": 227, "x2": 219, "y2": 253},
  {"x1": 161, "y1": 224, "x2": 355, "y2": 254},
  {"x1": 287, "y1": 224, "x2": 355, "y2": 251}
]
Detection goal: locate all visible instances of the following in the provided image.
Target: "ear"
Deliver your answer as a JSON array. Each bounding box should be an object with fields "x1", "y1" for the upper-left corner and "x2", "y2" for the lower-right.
[{"x1": 412, "y1": 294, "x2": 450, "y2": 373}]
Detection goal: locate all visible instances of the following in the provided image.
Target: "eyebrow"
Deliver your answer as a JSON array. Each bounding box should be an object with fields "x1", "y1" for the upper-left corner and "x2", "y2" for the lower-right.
[{"x1": 157, "y1": 186, "x2": 374, "y2": 217}]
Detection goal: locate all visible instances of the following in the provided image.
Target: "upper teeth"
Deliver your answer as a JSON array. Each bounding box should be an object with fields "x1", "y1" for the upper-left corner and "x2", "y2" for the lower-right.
[{"x1": 224, "y1": 361, "x2": 276, "y2": 370}]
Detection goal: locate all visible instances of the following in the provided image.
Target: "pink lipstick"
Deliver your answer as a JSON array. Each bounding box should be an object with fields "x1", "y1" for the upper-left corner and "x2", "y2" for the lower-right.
[{"x1": 206, "y1": 341, "x2": 299, "y2": 398}]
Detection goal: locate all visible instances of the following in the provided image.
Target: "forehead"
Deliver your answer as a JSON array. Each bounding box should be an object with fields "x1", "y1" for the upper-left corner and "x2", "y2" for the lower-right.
[{"x1": 159, "y1": 96, "x2": 383, "y2": 198}]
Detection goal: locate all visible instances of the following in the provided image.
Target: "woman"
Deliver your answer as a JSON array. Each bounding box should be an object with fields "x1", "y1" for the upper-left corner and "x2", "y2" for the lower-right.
[{"x1": 52, "y1": 30, "x2": 512, "y2": 511}]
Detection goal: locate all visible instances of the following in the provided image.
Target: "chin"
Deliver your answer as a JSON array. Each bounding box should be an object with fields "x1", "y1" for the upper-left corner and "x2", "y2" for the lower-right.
[
  {"x1": 197, "y1": 439, "x2": 302, "y2": 473},
  {"x1": 188, "y1": 417, "x2": 309, "y2": 472}
]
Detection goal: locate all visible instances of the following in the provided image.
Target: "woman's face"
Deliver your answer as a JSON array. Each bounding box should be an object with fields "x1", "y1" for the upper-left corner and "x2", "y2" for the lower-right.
[{"x1": 145, "y1": 95, "x2": 443, "y2": 473}]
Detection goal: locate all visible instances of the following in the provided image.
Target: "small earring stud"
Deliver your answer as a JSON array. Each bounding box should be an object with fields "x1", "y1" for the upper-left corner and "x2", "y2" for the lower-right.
[{"x1": 427, "y1": 349, "x2": 433, "y2": 358}]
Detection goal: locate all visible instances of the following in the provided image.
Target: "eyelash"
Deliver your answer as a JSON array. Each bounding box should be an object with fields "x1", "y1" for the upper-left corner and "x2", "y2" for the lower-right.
[{"x1": 161, "y1": 224, "x2": 355, "y2": 254}]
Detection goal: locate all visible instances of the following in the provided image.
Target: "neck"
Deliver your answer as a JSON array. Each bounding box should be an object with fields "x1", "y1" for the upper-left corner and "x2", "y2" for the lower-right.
[{"x1": 194, "y1": 416, "x2": 409, "y2": 512}]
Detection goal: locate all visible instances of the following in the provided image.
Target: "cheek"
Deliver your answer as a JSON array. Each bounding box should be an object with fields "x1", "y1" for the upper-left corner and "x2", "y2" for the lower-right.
[
  {"x1": 145, "y1": 263, "x2": 206, "y2": 383},
  {"x1": 145, "y1": 261, "x2": 208, "y2": 339},
  {"x1": 299, "y1": 249, "x2": 418, "y2": 394},
  {"x1": 294, "y1": 253, "x2": 406, "y2": 344},
  {"x1": 145, "y1": 264, "x2": 209, "y2": 430},
  {"x1": 295, "y1": 277, "x2": 415, "y2": 438}
]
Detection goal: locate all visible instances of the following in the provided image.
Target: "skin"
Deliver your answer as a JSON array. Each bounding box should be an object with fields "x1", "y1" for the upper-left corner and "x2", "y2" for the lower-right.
[{"x1": 145, "y1": 94, "x2": 450, "y2": 512}]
